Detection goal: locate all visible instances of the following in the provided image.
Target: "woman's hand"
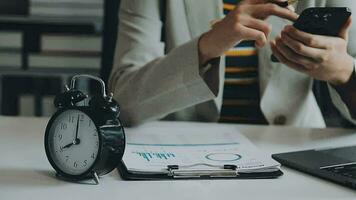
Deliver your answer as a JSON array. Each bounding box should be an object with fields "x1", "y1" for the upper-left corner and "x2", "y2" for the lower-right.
[
  {"x1": 270, "y1": 17, "x2": 354, "y2": 85},
  {"x1": 198, "y1": 0, "x2": 298, "y2": 65}
]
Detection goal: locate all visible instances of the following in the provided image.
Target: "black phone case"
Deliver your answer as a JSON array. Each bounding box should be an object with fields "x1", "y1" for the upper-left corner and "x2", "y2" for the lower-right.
[
  {"x1": 294, "y1": 7, "x2": 352, "y2": 37},
  {"x1": 271, "y1": 7, "x2": 352, "y2": 62}
]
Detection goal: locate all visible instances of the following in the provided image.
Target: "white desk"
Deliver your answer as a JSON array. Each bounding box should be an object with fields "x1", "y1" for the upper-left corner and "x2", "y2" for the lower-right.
[{"x1": 1, "y1": 117, "x2": 356, "y2": 200}]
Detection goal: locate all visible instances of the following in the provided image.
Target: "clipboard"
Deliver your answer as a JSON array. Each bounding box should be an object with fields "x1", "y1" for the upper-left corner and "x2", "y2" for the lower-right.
[
  {"x1": 117, "y1": 162, "x2": 283, "y2": 180},
  {"x1": 117, "y1": 122, "x2": 284, "y2": 180}
]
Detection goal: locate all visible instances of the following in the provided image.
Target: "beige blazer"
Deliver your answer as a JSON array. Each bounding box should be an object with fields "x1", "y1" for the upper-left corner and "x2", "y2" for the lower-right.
[{"x1": 109, "y1": 0, "x2": 356, "y2": 127}]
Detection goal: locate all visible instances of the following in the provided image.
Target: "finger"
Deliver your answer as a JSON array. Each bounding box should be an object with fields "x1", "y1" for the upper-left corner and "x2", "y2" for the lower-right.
[
  {"x1": 339, "y1": 16, "x2": 352, "y2": 41},
  {"x1": 241, "y1": 0, "x2": 296, "y2": 13},
  {"x1": 287, "y1": 5, "x2": 295, "y2": 12},
  {"x1": 243, "y1": 0, "x2": 289, "y2": 5},
  {"x1": 241, "y1": 16, "x2": 272, "y2": 38},
  {"x1": 270, "y1": 40, "x2": 308, "y2": 73},
  {"x1": 210, "y1": 19, "x2": 222, "y2": 28},
  {"x1": 266, "y1": 0, "x2": 297, "y2": 13},
  {"x1": 281, "y1": 31, "x2": 326, "y2": 61},
  {"x1": 283, "y1": 25, "x2": 330, "y2": 49},
  {"x1": 275, "y1": 37, "x2": 317, "y2": 70},
  {"x1": 240, "y1": 26, "x2": 267, "y2": 48},
  {"x1": 249, "y1": 3, "x2": 298, "y2": 21}
]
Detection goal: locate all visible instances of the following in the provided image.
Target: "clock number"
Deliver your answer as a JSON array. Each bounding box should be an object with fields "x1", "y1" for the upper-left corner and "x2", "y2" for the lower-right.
[
  {"x1": 80, "y1": 114, "x2": 85, "y2": 122},
  {"x1": 68, "y1": 116, "x2": 75, "y2": 123},
  {"x1": 91, "y1": 153, "x2": 95, "y2": 159},
  {"x1": 58, "y1": 134, "x2": 63, "y2": 141},
  {"x1": 60, "y1": 123, "x2": 67, "y2": 130},
  {"x1": 83, "y1": 160, "x2": 88, "y2": 167},
  {"x1": 74, "y1": 162, "x2": 78, "y2": 168},
  {"x1": 65, "y1": 156, "x2": 69, "y2": 162},
  {"x1": 59, "y1": 146, "x2": 64, "y2": 153},
  {"x1": 88, "y1": 120, "x2": 92, "y2": 127}
]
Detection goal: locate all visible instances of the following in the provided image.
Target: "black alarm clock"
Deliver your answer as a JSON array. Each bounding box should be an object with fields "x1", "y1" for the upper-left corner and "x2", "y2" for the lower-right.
[{"x1": 44, "y1": 75, "x2": 125, "y2": 184}]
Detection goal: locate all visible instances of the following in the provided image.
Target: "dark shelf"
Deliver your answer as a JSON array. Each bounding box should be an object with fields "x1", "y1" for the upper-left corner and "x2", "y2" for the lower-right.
[
  {"x1": 0, "y1": 0, "x2": 111, "y2": 116},
  {"x1": 0, "y1": 67, "x2": 99, "y2": 77},
  {"x1": 0, "y1": 15, "x2": 101, "y2": 70},
  {"x1": 0, "y1": 15, "x2": 100, "y2": 33}
]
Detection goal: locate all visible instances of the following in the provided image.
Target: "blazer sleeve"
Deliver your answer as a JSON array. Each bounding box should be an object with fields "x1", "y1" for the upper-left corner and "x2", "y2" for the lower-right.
[
  {"x1": 108, "y1": 0, "x2": 219, "y2": 126},
  {"x1": 326, "y1": 0, "x2": 356, "y2": 125}
]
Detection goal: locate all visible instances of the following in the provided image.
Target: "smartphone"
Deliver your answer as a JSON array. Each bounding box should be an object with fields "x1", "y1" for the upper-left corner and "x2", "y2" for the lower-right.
[{"x1": 271, "y1": 7, "x2": 352, "y2": 62}]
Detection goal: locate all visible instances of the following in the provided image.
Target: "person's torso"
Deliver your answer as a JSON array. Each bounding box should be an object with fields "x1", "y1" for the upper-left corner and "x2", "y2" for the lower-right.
[{"x1": 162, "y1": 0, "x2": 330, "y2": 127}]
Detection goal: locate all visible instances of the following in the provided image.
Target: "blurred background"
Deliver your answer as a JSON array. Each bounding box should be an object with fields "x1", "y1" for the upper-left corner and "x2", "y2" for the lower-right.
[
  {"x1": 0, "y1": 0, "x2": 352, "y2": 128},
  {"x1": 0, "y1": 0, "x2": 120, "y2": 117}
]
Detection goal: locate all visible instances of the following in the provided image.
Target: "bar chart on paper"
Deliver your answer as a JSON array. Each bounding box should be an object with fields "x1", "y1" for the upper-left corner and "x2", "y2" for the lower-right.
[{"x1": 132, "y1": 151, "x2": 176, "y2": 162}]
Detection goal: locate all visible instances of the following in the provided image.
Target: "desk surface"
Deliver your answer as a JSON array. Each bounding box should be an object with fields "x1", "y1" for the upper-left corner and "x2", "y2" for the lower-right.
[{"x1": 1, "y1": 117, "x2": 356, "y2": 200}]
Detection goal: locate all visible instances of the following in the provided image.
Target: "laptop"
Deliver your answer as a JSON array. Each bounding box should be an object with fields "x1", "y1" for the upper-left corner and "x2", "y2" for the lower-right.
[{"x1": 272, "y1": 145, "x2": 356, "y2": 189}]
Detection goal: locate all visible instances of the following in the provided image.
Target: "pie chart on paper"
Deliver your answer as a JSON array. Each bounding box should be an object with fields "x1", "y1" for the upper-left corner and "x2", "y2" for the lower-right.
[{"x1": 205, "y1": 153, "x2": 242, "y2": 162}]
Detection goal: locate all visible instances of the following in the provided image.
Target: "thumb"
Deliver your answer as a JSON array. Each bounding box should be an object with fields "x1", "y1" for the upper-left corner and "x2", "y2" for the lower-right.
[
  {"x1": 210, "y1": 19, "x2": 222, "y2": 28},
  {"x1": 339, "y1": 16, "x2": 352, "y2": 41}
]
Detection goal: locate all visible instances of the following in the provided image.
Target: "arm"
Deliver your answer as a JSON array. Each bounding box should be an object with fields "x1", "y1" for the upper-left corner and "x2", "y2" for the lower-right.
[
  {"x1": 109, "y1": 0, "x2": 297, "y2": 126},
  {"x1": 109, "y1": 0, "x2": 219, "y2": 126},
  {"x1": 326, "y1": 0, "x2": 356, "y2": 122},
  {"x1": 328, "y1": 63, "x2": 356, "y2": 124},
  {"x1": 271, "y1": 10, "x2": 356, "y2": 124}
]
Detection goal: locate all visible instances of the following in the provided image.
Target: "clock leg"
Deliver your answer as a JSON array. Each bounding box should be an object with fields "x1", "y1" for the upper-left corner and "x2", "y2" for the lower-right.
[{"x1": 93, "y1": 172, "x2": 100, "y2": 185}]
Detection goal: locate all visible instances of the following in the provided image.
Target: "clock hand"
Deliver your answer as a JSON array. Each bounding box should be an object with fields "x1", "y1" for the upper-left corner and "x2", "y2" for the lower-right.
[
  {"x1": 61, "y1": 142, "x2": 74, "y2": 150},
  {"x1": 74, "y1": 115, "x2": 81, "y2": 145}
]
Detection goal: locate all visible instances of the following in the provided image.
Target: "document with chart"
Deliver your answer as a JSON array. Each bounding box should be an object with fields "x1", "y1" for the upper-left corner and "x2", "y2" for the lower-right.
[{"x1": 119, "y1": 122, "x2": 282, "y2": 179}]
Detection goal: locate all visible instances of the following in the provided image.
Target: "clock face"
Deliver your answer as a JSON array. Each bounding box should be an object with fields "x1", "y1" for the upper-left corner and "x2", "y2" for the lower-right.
[{"x1": 47, "y1": 109, "x2": 100, "y2": 176}]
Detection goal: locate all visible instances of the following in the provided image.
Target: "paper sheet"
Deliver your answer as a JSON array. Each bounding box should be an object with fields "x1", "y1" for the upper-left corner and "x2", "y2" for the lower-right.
[{"x1": 122, "y1": 122, "x2": 280, "y2": 174}]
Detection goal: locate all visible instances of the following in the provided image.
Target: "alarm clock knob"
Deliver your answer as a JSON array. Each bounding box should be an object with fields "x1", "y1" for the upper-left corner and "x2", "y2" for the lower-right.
[
  {"x1": 89, "y1": 93, "x2": 120, "y2": 118},
  {"x1": 54, "y1": 87, "x2": 88, "y2": 108}
]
